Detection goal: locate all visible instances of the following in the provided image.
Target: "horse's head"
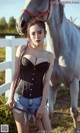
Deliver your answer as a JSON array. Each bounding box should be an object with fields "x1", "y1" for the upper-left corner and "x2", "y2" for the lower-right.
[{"x1": 16, "y1": 0, "x2": 50, "y2": 35}]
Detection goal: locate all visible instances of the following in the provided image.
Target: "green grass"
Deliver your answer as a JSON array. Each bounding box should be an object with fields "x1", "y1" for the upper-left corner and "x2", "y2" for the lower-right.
[
  {"x1": 0, "y1": 71, "x2": 5, "y2": 85},
  {"x1": 0, "y1": 48, "x2": 5, "y2": 85},
  {"x1": 0, "y1": 47, "x2": 17, "y2": 85},
  {"x1": 0, "y1": 48, "x2": 5, "y2": 62}
]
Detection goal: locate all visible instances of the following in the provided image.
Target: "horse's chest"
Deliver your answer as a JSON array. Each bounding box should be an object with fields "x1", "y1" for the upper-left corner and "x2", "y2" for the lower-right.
[{"x1": 51, "y1": 57, "x2": 74, "y2": 86}]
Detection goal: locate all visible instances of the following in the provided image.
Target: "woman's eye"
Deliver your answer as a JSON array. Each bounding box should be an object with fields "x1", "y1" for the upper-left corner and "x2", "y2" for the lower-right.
[
  {"x1": 32, "y1": 32, "x2": 35, "y2": 35},
  {"x1": 38, "y1": 31, "x2": 41, "y2": 34}
]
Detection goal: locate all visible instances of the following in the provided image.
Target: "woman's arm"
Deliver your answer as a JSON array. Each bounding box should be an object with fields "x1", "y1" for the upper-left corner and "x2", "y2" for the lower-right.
[
  {"x1": 7, "y1": 45, "x2": 25, "y2": 103},
  {"x1": 40, "y1": 52, "x2": 54, "y2": 107},
  {"x1": 9, "y1": 45, "x2": 26, "y2": 100},
  {"x1": 36, "y1": 52, "x2": 54, "y2": 118}
]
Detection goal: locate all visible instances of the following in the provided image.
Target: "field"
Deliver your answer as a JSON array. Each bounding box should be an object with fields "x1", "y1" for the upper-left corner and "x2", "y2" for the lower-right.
[
  {"x1": 0, "y1": 48, "x2": 5, "y2": 85},
  {"x1": 0, "y1": 48, "x2": 80, "y2": 133}
]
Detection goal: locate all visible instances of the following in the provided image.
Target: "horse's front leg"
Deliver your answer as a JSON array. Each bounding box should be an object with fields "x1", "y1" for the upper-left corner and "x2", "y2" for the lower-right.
[
  {"x1": 70, "y1": 77, "x2": 79, "y2": 132},
  {"x1": 48, "y1": 85, "x2": 58, "y2": 121}
]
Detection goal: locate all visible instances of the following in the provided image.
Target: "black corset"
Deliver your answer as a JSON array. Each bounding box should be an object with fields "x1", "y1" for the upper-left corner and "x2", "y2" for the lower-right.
[{"x1": 15, "y1": 57, "x2": 50, "y2": 99}]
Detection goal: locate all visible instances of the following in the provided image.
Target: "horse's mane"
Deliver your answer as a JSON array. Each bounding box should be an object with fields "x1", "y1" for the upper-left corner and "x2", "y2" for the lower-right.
[{"x1": 58, "y1": 0, "x2": 64, "y2": 24}]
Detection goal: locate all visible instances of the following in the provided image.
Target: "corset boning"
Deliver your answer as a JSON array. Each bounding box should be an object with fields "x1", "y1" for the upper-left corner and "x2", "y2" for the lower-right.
[{"x1": 15, "y1": 57, "x2": 50, "y2": 98}]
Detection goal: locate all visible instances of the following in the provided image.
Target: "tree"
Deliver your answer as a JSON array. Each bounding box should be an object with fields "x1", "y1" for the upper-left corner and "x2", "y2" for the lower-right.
[
  {"x1": 69, "y1": 17, "x2": 80, "y2": 30},
  {"x1": 69, "y1": 16, "x2": 77, "y2": 23},
  {"x1": 8, "y1": 16, "x2": 16, "y2": 29},
  {"x1": 0, "y1": 17, "x2": 7, "y2": 30}
]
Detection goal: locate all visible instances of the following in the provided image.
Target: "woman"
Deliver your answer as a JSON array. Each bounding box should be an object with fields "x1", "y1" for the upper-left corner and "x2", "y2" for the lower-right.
[{"x1": 6, "y1": 18, "x2": 54, "y2": 133}]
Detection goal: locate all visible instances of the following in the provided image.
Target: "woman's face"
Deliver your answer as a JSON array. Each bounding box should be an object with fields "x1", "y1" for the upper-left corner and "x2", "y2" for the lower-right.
[{"x1": 29, "y1": 24, "x2": 45, "y2": 47}]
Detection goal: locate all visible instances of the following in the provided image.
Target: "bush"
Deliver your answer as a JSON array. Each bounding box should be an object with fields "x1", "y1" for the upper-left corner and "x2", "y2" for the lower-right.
[{"x1": 0, "y1": 95, "x2": 17, "y2": 133}]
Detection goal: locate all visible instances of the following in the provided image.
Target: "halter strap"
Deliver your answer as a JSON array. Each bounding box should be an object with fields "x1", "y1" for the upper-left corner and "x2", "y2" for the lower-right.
[
  {"x1": 22, "y1": 0, "x2": 51, "y2": 22},
  {"x1": 14, "y1": 107, "x2": 46, "y2": 132}
]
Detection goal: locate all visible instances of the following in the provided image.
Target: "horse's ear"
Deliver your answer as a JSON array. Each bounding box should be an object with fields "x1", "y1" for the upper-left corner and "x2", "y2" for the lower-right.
[{"x1": 25, "y1": 0, "x2": 29, "y2": 3}]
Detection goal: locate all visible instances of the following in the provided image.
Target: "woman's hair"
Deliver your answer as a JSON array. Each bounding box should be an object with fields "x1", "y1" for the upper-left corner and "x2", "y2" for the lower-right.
[{"x1": 26, "y1": 18, "x2": 46, "y2": 39}]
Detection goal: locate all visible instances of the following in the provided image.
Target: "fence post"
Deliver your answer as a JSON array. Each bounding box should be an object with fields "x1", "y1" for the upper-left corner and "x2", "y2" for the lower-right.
[{"x1": 5, "y1": 36, "x2": 15, "y2": 98}]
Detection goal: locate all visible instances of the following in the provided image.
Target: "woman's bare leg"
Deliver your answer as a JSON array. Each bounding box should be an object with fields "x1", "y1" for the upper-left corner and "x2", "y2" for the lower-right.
[
  {"x1": 36, "y1": 107, "x2": 52, "y2": 133},
  {"x1": 13, "y1": 109, "x2": 29, "y2": 133}
]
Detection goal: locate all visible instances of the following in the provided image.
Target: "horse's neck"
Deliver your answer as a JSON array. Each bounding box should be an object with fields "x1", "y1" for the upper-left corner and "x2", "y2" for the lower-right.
[{"x1": 47, "y1": 3, "x2": 68, "y2": 58}]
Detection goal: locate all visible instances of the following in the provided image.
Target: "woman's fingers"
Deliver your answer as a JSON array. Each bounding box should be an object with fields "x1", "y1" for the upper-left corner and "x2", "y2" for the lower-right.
[
  {"x1": 36, "y1": 111, "x2": 43, "y2": 119},
  {"x1": 6, "y1": 101, "x2": 15, "y2": 109}
]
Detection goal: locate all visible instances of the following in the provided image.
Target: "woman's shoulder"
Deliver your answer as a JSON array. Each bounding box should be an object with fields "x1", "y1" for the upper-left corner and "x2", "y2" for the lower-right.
[
  {"x1": 44, "y1": 50, "x2": 54, "y2": 59},
  {"x1": 17, "y1": 44, "x2": 26, "y2": 52},
  {"x1": 44, "y1": 50, "x2": 54, "y2": 64},
  {"x1": 16, "y1": 44, "x2": 26, "y2": 57}
]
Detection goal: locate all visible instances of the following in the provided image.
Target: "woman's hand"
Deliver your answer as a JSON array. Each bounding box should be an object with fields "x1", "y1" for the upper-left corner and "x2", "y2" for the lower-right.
[
  {"x1": 36, "y1": 105, "x2": 45, "y2": 119},
  {"x1": 6, "y1": 98, "x2": 15, "y2": 109}
]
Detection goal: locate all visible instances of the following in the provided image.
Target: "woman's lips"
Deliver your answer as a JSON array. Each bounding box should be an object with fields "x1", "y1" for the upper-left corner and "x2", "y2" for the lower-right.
[{"x1": 35, "y1": 40, "x2": 41, "y2": 43}]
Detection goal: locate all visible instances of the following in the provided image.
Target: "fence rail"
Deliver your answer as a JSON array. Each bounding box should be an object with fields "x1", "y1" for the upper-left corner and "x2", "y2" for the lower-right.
[{"x1": 0, "y1": 36, "x2": 27, "y2": 97}]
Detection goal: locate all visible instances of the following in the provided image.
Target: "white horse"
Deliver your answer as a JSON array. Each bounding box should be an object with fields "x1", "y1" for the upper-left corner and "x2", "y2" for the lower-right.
[{"x1": 16, "y1": 0, "x2": 80, "y2": 132}]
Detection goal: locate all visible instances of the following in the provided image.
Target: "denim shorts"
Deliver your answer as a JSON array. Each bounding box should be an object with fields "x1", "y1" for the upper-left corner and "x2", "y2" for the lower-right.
[{"x1": 14, "y1": 92, "x2": 42, "y2": 114}]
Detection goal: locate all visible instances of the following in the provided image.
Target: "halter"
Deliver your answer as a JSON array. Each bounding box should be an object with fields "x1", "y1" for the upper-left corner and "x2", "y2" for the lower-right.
[{"x1": 22, "y1": 0, "x2": 52, "y2": 22}]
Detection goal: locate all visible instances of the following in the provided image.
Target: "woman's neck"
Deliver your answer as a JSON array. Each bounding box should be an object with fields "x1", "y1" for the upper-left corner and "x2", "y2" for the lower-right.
[{"x1": 28, "y1": 43, "x2": 44, "y2": 51}]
